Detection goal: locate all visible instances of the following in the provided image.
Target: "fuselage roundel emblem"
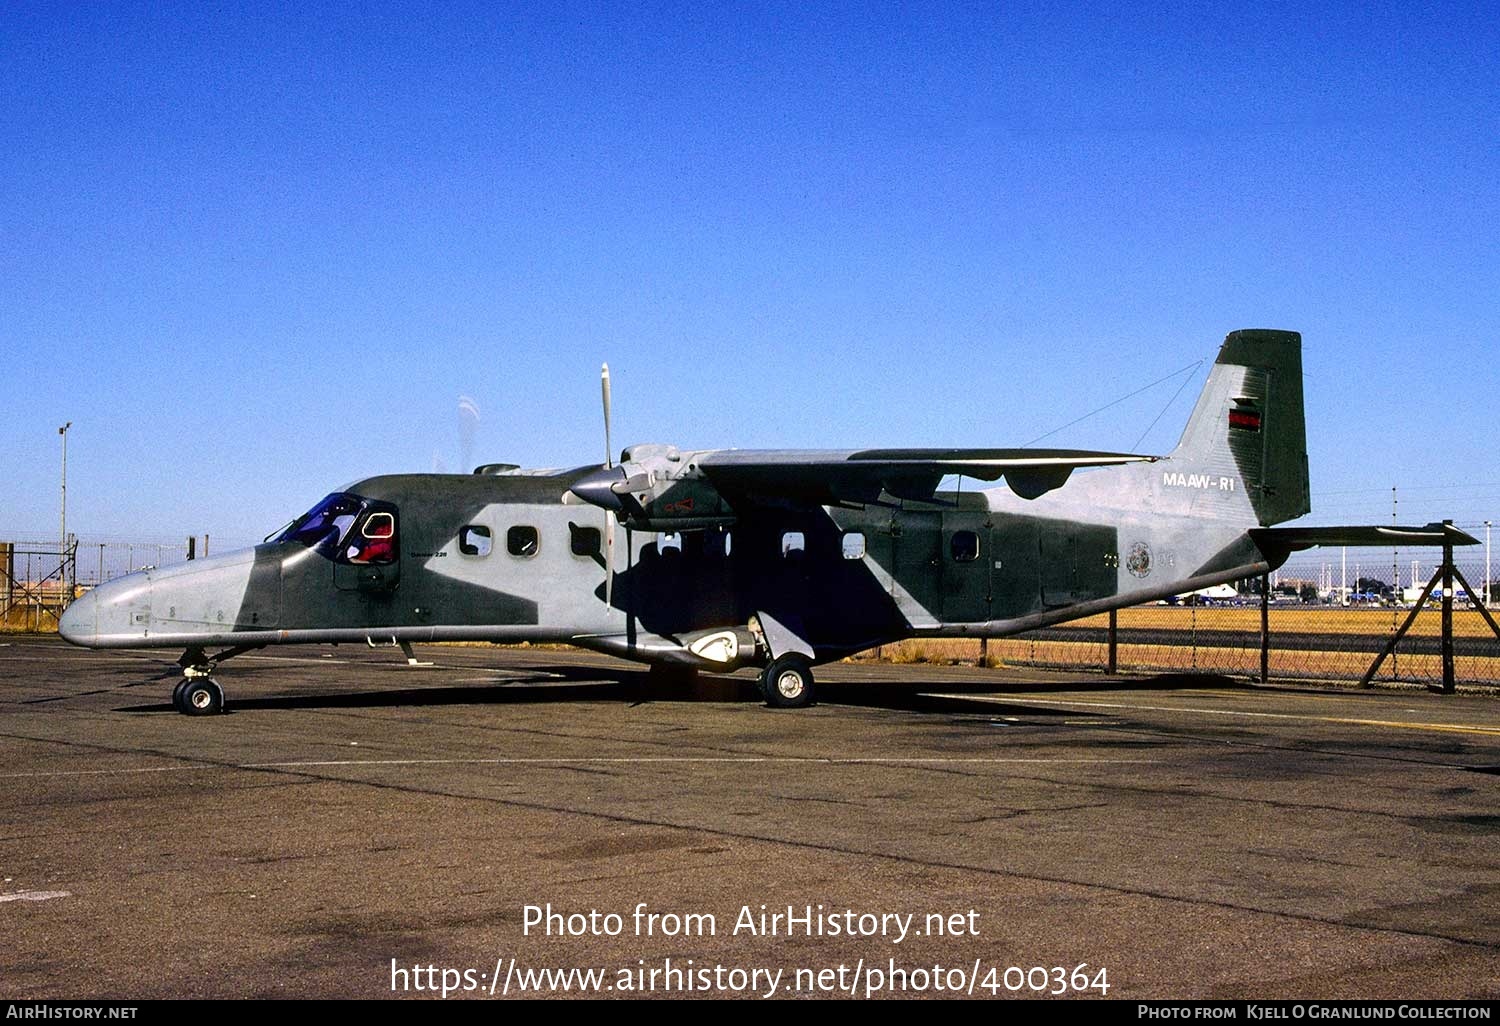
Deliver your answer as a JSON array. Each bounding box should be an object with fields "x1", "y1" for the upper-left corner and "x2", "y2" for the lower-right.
[{"x1": 1126, "y1": 542, "x2": 1152, "y2": 578}]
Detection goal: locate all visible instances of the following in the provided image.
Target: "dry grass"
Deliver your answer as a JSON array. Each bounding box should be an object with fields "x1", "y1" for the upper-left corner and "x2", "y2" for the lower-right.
[
  {"x1": 1076, "y1": 605, "x2": 1499, "y2": 639},
  {"x1": 1, "y1": 609, "x2": 60, "y2": 633},
  {"x1": 849, "y1": 611, "x2": 1500, "y2": 685}
]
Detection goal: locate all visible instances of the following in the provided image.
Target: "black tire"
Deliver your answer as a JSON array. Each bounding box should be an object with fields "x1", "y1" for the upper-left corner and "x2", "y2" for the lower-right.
[
  {"x1": 171, "y1": 679, "x2": 190, "y2": 713},
  {"x1": 178, "y1": 679, "x2": 224, "y2": 716},
  {"x1": 761, "y1": 654, "x2": 816, "y2": 709}
]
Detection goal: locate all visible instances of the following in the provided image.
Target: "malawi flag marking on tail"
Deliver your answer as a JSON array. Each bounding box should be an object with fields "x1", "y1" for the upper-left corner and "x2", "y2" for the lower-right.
[{"x1": 1229, "y1": 408, "x2": 1262, "y2": 432}]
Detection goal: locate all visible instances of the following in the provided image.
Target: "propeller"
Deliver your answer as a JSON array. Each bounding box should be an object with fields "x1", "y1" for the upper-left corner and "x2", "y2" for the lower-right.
[
  {"x1": 600, "y1": 363, "x2": 616, "y2": 609},
  {"x1": 601, "y1": 364, "x2": 613, "y2": 470},
  {"x1": 432, "y1": 396, "x2": 480, "y2": 474},
  {"x1": 458, "y1": 395, "x2": 480, "y2": 472}
]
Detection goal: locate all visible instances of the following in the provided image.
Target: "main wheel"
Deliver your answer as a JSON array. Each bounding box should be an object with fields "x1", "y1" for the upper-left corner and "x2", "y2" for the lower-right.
[
  {"x1": 178, "y1": 678, "x2": 224, "y2": 716},
  {"x1": 761, "y1": 654, "x2": 816, "y2": 708}
]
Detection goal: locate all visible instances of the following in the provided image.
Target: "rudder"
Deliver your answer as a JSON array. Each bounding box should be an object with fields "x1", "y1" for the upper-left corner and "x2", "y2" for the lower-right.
[{"x1": 1165, "y1": 329, "x2": 1310, "y2": 527}]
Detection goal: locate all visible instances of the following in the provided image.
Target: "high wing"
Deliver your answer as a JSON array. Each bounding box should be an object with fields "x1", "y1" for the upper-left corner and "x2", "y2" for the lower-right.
[
  {"x1": 568, "y1": 444, "x2": 1156, "y2": 527},
  {"x1": 697, "y1": 448, "x2": 1156, "y2": 503}
]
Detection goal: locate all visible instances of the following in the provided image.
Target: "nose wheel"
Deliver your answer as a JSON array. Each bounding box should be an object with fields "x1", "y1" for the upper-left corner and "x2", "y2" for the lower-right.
[
  {"x1": 169, "y1": 644, "x2": 260, "y2": 716},
  {"x1": 172, "y1": 677, "x2": 225, "y2": 716}
]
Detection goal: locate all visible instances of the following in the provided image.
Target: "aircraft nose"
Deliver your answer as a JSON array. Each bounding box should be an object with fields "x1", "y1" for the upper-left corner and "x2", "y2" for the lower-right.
[
  {"x1": 58, "y1": 572, "x2": 151, "y2": 647},
  {"x1": 58, "y1": 587, "x2": 98, "y2": 646}
]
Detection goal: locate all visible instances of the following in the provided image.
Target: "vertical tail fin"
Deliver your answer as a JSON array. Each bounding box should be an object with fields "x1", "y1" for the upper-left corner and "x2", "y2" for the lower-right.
[{"x1": 1164, "y1": 329, "x2": 1310, "y2": 527}]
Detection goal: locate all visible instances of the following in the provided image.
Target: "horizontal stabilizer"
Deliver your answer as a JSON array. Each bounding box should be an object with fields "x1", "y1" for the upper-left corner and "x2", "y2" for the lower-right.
[{"x1": 1252, "y1": 522, "x2": 1479, "y2": 554}]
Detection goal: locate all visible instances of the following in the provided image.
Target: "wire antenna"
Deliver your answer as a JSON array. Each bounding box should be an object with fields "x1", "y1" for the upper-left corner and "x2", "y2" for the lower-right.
[{"x1": 1024, "y1": 358, "x2": 1204, "y2": 447}]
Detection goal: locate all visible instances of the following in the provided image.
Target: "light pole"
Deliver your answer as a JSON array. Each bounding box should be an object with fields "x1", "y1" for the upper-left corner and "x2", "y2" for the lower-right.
[
  {"x1": 59, "y1": 422, "x2": 71, "y2": 586},
  {"x1": 1486, "y1": 520, "x2": 1492, "y2": 608}
]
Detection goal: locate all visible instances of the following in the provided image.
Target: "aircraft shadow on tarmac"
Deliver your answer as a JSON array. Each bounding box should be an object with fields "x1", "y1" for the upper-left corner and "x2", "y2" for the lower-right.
[{"x1": 113, "y1": 666, "x2": 1248, "y2": 716}]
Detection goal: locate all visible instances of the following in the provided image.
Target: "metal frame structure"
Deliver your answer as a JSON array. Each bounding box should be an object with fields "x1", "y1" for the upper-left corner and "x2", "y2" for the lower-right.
[
  {"x1": 1, "y1": 541, "x2": 77, "y2": 631},
  {"x1": 1356, "y1": 521, "x2": 1500, "y2": 693}
]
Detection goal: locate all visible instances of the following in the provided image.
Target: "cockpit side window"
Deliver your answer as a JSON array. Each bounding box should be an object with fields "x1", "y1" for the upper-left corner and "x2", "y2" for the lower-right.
[
  {"x1": 342, "y1": 505, "x2": 400, "y2": 565},
  {"x1": 363, "y1": 512, "x2": 395, "y2": 539}
]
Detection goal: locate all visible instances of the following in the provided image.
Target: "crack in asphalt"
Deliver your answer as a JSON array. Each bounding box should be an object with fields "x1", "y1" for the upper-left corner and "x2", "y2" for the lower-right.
[{"x1": 2, "y1": 727, "x2": 1496, "y2": 953}]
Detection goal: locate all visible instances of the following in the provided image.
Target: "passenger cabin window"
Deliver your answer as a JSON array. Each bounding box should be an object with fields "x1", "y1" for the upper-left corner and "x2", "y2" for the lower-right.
[
  {"x1": 570, "y1": 524, "x2": 601, "y2": 557},
  {"x1": 782, "y1": 532, "x2": 805, "y2": 557},
  {"x1": 842, "y1": 532, "x2": 866, "y2": 559},
  {"x1": 507, "y1": 525, "x2": 539, "y2": 558},
  {"x1": 459, "y1": 525, "x2": 492, "y2": 557},
  {"x1": 951, "y1": 530, "x2": 980, "y2": 563}
]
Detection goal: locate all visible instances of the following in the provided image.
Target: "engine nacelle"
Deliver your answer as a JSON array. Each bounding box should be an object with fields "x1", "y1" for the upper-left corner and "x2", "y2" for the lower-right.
[
  {"x1": 568, "y1": 444, "x2": 736, "y2": 530},
  {"x1": 681, "y1": 627, "x2": 762, "y2": 670}
]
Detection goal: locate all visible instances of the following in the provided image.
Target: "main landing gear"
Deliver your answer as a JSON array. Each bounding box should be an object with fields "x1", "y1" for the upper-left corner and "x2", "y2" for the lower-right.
[
  {"x1": 759, "y1": 654, "x2": 816, "y2": 709},
  {"x1": 170, "y1": 644, "x2": 260, "y2": 716}
]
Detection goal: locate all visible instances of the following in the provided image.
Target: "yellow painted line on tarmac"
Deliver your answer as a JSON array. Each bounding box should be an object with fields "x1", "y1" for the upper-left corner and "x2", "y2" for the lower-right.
[
  {"x1": 1177, "y1": 689, "x2": 1427, "y2": 708},
  {"x1": 1331, "y1": 718, "x2": 1500, "y2": 737},
  {"x1": 928, "y1": 694, "x2": 1500, "y2": 738}
]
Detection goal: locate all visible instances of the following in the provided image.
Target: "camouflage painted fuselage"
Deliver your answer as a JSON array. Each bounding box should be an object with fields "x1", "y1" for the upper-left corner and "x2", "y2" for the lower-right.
[{"x1": 60, "y1": 330, "x2": 1314, "y2": 668}]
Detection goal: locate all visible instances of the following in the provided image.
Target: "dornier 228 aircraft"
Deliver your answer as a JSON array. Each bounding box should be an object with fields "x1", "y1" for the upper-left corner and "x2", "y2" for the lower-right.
[{"x1": 60, "y1": 329, "x2": 1476, "y2": 715}]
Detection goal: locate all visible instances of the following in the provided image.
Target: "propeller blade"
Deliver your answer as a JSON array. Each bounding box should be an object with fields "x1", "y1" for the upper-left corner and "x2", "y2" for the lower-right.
[
  {"x1": 601, "y1": 363, "x2": 613, "y2": 469},
  {"x1": 457, "y1": 395, "x2": 480, "y2": 472},
  {"x1": 604, "y1": 513, "x2": 615, "y2": 609},
  {"x1": 601, "y1": 362, "x2": 616, "y2": 609}
]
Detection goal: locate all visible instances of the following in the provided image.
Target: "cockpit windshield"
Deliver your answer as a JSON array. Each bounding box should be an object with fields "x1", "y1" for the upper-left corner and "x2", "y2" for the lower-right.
[
  {"x1": 272, "y1": 494, "x2": 363, "y2": 554},
  {"x1": 271, "y1": 492, "x2": 401, "y2": 565}
]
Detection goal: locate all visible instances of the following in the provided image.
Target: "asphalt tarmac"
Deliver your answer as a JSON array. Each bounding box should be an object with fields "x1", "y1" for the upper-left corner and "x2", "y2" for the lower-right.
[{"x1": 1, "y1": 636, "x2": 1497, "y2": 1000}]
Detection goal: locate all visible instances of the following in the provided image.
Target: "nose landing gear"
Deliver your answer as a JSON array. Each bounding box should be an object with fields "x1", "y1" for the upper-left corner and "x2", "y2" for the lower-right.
[
  {"x1": 170, "y1": 644, "x2": 262, "y2": 716},
  {"x1": 172, "y1": 676, "x2": 225, "y2": 716}
]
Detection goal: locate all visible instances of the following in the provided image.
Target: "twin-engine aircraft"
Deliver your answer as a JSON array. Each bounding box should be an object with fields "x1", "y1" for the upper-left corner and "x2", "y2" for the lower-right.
[{"x1": 60, "y1": 329, "x2": 1475, "y2": 714}]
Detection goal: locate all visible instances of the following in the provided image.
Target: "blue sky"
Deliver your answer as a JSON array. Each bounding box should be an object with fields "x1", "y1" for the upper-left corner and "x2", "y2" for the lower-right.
[{"x1": 3, "y1": 2, "x2": 1497, "y2": 544}]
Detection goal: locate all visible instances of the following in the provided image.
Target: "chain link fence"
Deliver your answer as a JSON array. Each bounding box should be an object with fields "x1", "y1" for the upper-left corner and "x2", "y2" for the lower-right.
[
  {"x1": 1, "y1": 541, "x2": 76, "y2": 632},
  {"x1": 75, "y1": 539, "x2": 227, "y2": 587},
  {"x1": 861, "y1": 550, "x2": 1500, "y2": 690},
  {"x1": 1, "y1": 536, "x2": 244, "y2": 631}
]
